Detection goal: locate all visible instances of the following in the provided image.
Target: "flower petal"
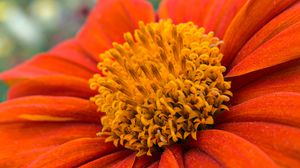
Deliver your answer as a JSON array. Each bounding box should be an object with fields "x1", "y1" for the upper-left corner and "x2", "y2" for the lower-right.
[
  {"x1": 217, "y1": 122, "x2": 300, "y2": 167},
  {"x1": 231, "y1": 2, "x2": 300, "y2": 67},
  {"x1": 147, "y1": 161, "x2": 159, "y2": 168},
  {"x1": 133, "y1": 154, "x2": 159, "y2": 168},
  {"x1": 188, "y1": 130, "x2": 277, "y2": 167},
  {"x1": 50, "y1": 39, "x2": 98, "y2": 72},
  {"x1": 28, "y1": 137, "x2": 119, "y2": 168},
  {"x1": 80, "y1": 150, "x2": 132, "y2": 168},
  {"x1": 0, "y1": 53, "x2": 93, "y2": 85},
  {"x1": 158, "y1": 0, "x2": 212, "y2": 25},
  {"x1": 7, "y1": 75, "x2": 96, "y2": 100},
  {"x1": 217, "y1": 92, "x2": 300, "y2": 127},
  {"x1": 0, "y1": 96, "x2": 100, "y2": 123},
  {"x1": 157, "y1": 0, "x2": 246, "y2": 37},
  {"x1": 111, "y1": 153, "x2": 136, "y2": 168},
  {"x1": 232, "y1": 62, "x2": 300, "y2": 104},
  {"x1": 184, "y1": 149, "x2": 221, "y2": 168},
  {"x1": 159, "y1": 145, "x2": 184, "y2": 168},
  {"x1": 0, "y1": 122, "x2": 99, "y2": 168},
  {"x1": 221, "y1": 0, "x2": 297, "y2": 66},
  {"x1": 201, "y1": 0, "x2": 247, "y2": 37},
  {"x1": 227, "y1": 22, "x2": 300, "y2": 77},
  {"x1": 76, "y1": 0, "x2": 155, "y2": 59}
]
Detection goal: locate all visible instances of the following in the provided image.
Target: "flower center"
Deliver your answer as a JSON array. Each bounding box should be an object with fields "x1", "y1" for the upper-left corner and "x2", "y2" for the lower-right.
[{"x1": 89, "y1": 20, "x2": 232, "y2": 156}]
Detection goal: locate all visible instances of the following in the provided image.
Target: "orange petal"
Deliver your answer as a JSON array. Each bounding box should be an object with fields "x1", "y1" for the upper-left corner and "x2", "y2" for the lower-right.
[
  {"x1": 0, "y1": 146, "x2": 54, "y2": 168},
  {"x1": 50, "y1": 39, "x2": 98, "y2": 72},
  {"x1": 217, "y1": 92, "x2": 300, "y2": 127},
  {"x1": 147, "y1": 161, "x2": 159, "y2": 168},
  {"x1": 76, "y1": 0, "x2": 155, "y2": 59},
  {"x1": 7, "y1": 75, "x2": 96, "y2": 100},
  {"x1": 0, "y1": 96, "x2": 100, "y2": 123},
  {"x1": 188, "y1": 130, "x2": 277, "y2": 167},
  {"x1": 232, "y1": 62, "x2": 300, "y2": 104},
  {"x1": 157, "y1": 0, "x2": 246, "y2": 37},
  {"x1": 0, "y1": 53, "x2": 93, "y2": 85},
  {"x1": 80, "y1": 150, "x2": 132, "y2": 168},
  {"x1": 221, "y1": 0, "x2": 297, "y2": 66},
  {"x1": 28, "y1": 137, "x2": 119, "y2": 168},
  {"x1": 0, "y1": 122, "x2": 99, "y2": 168},
  {"x1": 158, "y1": 0, "x2": 211, "y2": 25},
  {"x1": 231, "y1": 2, "x2": 300, "y2": 67},
  {"x1": 201, "y1": 0, "x2": 247, "y2": 37},
  {"x1": 227, "y1": 22, "x2": 300, "y2": 77},
  {"x1": 133, "y1": 154, "x2": 159, "y2": 168},
  {"x1": 184, "y1": 149, "x2": 221, "y2": 168},
  {"x1": 217, "y1": 122, "x2": 300, "y2": 167},
  {"x1": 159, "y1": 145, "x2": 184, "y2": 168},
  {"x1": 111, "y1": 153, "x2": 136, "y2": 168}
]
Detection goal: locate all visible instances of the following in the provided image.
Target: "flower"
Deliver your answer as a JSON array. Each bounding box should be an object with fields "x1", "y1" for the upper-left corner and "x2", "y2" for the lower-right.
[{"x1": 0, "y1": 0, "x2": 300, "y2": 167}]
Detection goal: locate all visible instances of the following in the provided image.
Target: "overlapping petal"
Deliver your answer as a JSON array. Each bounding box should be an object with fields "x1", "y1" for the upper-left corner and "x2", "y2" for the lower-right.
[
  {"x1": 0, "y1": 53, "x2": 93, "y2": 85},
  {"x1": 217, "y1": 92, "x2": 300, "y2": 127},
  {"x1": 232, "y1": 62, "x2": 300, "y2": 104},
  {"x1": 0, "y1": 122, "x2": 99, "y2": 167},
  {"x1": 221, "y1": 0, "x2": 297, "y2": 66},
  {"x1": 188, "y1": 130, "x2": 277, "y2": 167},
  {"x1": 184, "y1": 149, "x2": 221, "y2": 168},
  {"x1": 76, "y1": 0, "x2": 155, "y2": 59},
  {"x1": 0, "y1": 96, "x2": 100, "y2": 123},
  {"x1": 7, "y1": 75, "x2": 96, "y2": 99},
  {"x1": 28, "y1": 137, "x2": 119, "y2": 168},
  {"x1": 158, "y1": 0, "x2": 246, "y2": 37},
  {"x1": 231, "y1": 2, "x2": 300, "y2": 67},
  {"x1": 217, "y1": 122, "x2": 300, "y2": 167},
  {"x1": 227, "y1": 22, "x2": 300, "y2": 77},
  {"x1": 50, "y1": 39, "x2": 98, "y2": 72},
  {"x1": 159, "y1": 145, "x2": 184, "y2": 168},
  {"x1": 80, "y1": 150, "x2": 132, "y2": 168}
]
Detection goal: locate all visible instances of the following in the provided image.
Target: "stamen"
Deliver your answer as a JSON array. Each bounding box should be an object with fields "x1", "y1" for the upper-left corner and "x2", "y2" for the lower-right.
[{"x1": 89, "y1": 20, "x2": 231, "y2": 157}]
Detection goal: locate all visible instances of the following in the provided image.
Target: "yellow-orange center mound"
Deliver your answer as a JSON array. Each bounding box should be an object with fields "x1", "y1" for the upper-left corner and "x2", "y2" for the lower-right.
[{"x1": 89, "y1": 20, "x2": 232, "y2": 156}]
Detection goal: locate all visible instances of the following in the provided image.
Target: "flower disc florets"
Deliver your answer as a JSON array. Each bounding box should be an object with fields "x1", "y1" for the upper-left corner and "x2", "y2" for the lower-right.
[{"x1": 89, "y1": 20, "x2": 232, "y2": 156}]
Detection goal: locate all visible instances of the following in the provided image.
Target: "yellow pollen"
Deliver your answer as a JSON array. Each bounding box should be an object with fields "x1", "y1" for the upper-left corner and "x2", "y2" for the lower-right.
[{"x1": 89, "y1": 20, "x2": 232, "y2": 156}]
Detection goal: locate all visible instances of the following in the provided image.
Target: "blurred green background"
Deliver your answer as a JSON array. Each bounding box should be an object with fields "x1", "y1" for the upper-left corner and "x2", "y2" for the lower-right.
[{"x1": 0, "y1": 0, "x2": 160, "y2": 102}]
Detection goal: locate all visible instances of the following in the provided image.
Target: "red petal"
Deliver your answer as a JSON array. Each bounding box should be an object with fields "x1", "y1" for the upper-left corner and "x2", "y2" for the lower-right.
[
  {"x1": 217, "y1": 92, "x2": 300, "y2": 127},
  {"x1": 221, "y1": 0, "x2": 297, "y2": 66},
  {"x1": 157, "y1": 0, "x2": 246, "y2": 37},
  {"x1": 227, "y1": 22, "x2": 300, "y2": 77},
  {"x1": 231, "y1": 2, "x2": 300, "y2": 67},
  {"x1": 188, "y1": 130, "x2": 277, "y2": 167},
  {"x1": 50, "y1": 39, "x2": 98, "y2": 72},
  {"x1": 158, "y1": 0, "x2": 211, "y2": 25},
  {"x1": 147, "y1": 161, "x2": 159, "y2": 168},
  {"x1": 76, "y1": 0, "x2": 155, "y2": 59},
  {"x1": 159, "y1": 145, "x2": 184, "y2": 168},
  {"x1": 133, "y1": 154, "x2": 159, "y2": 168},
  {"x1": 202, "y1": 0, "x2": 247, "y2": 37},
  {"x1": 184, "y1": 149, "x2": 221, "y2": 168},
  {"x1": 80, "y1": 150, "x2": 132, "y2": 168},
  {"x1": 232, "y1": 62, "x2": 300, "y2": 104},
  {"x1": 0, "y1": 122, "x2": 99, "y2": 168},
  {"x1": 111, "y1": 153, "x2": 136, "y2": 168},
  {"x1": 217, "y1": 122, "x2": 300, "y2": 167},
  {"x1": 7, "y1": 75, "x2": 95, "y2": 99},
  {"x1": 0, "y1": 53, "x2": 93, "y2": 85},
  {"x1": 28, "y1": 137, "x2": 119, "y2": 168},
  {"x1": 0, "y1": 96, "x2": 100, "y2": 123}
]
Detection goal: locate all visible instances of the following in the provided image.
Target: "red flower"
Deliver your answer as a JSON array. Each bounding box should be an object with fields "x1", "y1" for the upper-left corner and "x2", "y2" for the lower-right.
[{"x1": 1, "y1": 0, "x2": 300, "y2": 167}]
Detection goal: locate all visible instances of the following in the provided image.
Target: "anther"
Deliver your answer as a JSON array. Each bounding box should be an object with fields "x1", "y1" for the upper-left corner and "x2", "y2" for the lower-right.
[{"x1": 90, "y1": 20, "x2": 231, "y2": 157}]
